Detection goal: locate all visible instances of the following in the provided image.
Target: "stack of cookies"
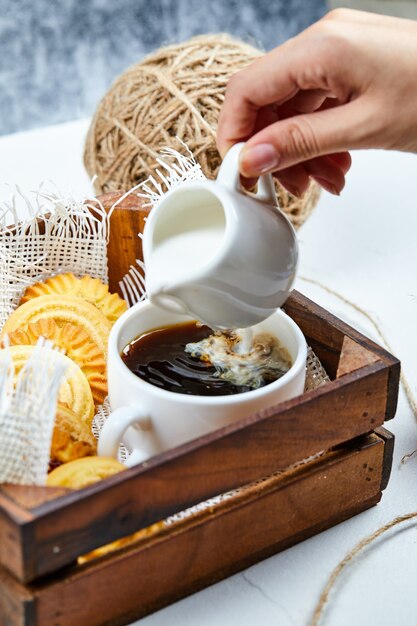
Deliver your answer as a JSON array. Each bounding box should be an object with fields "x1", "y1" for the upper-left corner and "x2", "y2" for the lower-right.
[{"x1": 0, "y1": 273, "x2": 127, "y2": 469}]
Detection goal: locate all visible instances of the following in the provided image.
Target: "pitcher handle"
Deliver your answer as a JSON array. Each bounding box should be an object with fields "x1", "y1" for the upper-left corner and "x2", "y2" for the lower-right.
[{"x1": 216, "y1": 142, "x2": 277, "y2": 206}]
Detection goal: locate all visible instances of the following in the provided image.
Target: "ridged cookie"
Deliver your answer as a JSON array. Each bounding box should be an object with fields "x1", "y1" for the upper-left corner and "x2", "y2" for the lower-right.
[
  {"x1": 7, "y1": 319, "x2": 107, "y2": 406},
  {"x1": 0, "y1": 345, "x2": 95, "y2": 425},
  {"x1": 47, "y1": 456, "x2": 125, "y2": 488},
  {"x1": 52, "y1": 404, "x2": 97, "y2": 464},
  {"x1": 2, "y1": 294, "x2": 111, "y2": 357},
  {"x1": 21, "y1": 273, "x2": 127, "y2": 324}
]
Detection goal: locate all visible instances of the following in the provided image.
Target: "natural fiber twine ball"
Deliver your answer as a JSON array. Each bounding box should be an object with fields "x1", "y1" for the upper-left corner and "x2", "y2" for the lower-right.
[{"x1": 84, "y1": 34, "x2": 320, "y2": 230}]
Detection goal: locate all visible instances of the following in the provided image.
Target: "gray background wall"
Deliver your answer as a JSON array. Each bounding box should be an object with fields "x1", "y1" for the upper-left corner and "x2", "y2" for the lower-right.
[{"x1": 0, "y1": 0, "x2": 326, "y2": 136}]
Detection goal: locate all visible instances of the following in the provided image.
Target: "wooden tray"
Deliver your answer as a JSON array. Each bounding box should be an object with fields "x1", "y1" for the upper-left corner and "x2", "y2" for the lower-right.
[
  {"x1": 0, "y1": 428, "x2": 393, "y2": 626},
  {"x1": 0, "y1": 289, "x2": 398, "y2": 576},
  {"x1": 0, "y1": 193, "x2": 400, "y2": 626}
]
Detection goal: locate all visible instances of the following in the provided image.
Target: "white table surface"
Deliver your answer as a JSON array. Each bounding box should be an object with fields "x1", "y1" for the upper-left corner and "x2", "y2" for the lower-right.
[{"x1": 1, "y1": 119, "x2": 417, "y2": 626}]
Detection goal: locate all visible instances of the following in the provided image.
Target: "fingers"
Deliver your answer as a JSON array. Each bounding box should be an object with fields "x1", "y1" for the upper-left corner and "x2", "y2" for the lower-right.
[
  {"x1": 243, "y1": 151, "x2": 352, "y2": 197},
  {"x1": 241, "y1": 150, "x2": 352, "y2": 197},
  {"x1": 236, "y1": 100, "x2": 351, "y2": 195},
  {"x1": 239, "y1": 99, "x2": 374, "y2": 177},
  {"x1": 303, "y1": 155, "x2": 346, "y2": 195},
  {"x1": 217, "y1": 7, "x2": 417, "y2": 174},
  {"x1": 327, "y1": 152, "x2": 352, "y2": 174},
  {"x1": 274, "y1": 152, "x2": 351, "y2": 197},
  {"x1": 216, "y1": 59, "x2": 296, "y2": 157},
  {"x1": 274, "y1": 164, "x2": 311, "y2": 197},
  {"x1": 216, "y1": 33, "x2": 351, "y2": 158},
  {"x1": 286, "y1": 89, "x2": 329, "y2": 115}
]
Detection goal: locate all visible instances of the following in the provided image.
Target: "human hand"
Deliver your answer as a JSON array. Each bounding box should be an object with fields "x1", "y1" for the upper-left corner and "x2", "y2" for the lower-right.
[{"x1": 217, "y1": 9, "x2": 417, "y2": 196}]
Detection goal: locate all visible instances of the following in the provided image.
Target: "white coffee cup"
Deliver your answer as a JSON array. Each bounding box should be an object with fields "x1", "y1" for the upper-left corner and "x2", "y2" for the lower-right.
[
  {"x1": 98, "y1": 300, "x2": 307, "y2": 466},
  {"x1": 143, "y1": 142, "x2": 298, "y2": 330}
]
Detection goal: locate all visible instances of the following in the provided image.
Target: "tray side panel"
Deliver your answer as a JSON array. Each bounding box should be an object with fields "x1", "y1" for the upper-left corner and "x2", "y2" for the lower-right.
[
  {"x1": 0, "y1": 499, "x2": 30, "y2": 584},
  {"x1": 3, "y1": 360, "x2": 389, "y2": 583},
  {"x1": 16, "y1": 363, "x2": 391, "y2": 582},
  {"x1": 90, "y1": 192, "x2": 150, "y2": 298},
  {"x1": 0, "y1": 567, "x2": 35, "y2": 626},
  {"x1": 374, "y1": 426, "x2": 395, "y2": 490},
  {"x1": 284, "y1": 291, "x2": 401, "y2": 411},
  {"x1": 0, "y1": 290, "x2": 400, "y2": 583},
  {"x1": 28, "y1": 436, "x2": 386, "y2": 626}
]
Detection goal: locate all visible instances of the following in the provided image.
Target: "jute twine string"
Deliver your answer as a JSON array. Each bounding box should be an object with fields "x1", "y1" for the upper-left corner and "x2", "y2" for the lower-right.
[
  {"x1": 84, "y1": 34, "x2": 320, "y2": 230},
  {"x1": 299, "y1": 276, "x2": 417, "y2": 625},
  {"x1": 309, "y1": 512, "x2": 417, "y2": 626}
]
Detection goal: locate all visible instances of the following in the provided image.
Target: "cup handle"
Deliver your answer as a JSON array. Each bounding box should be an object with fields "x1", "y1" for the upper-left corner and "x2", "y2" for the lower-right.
[
  {"x1": 216, "y1": 141, "x2": 277, "y2": 206},
  {"x1": 98, "y1": 406, "x2": 152, "y2": 468}
]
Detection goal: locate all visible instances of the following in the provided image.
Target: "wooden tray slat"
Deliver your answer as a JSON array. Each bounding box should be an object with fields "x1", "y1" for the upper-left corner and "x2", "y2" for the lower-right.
[
  {"x1": 89, "y1": 192, "x2": 150, "y2": 298},
  {"x1": 0, "y1": 431, "x2": 392, "y2": 626},
  {"x1": 0, "y1": 360, "x2": 390, "y2": 583}
]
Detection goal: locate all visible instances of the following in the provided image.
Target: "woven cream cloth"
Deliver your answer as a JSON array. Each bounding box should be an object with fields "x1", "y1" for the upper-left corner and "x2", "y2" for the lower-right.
[
  {"x1": 0, "y1": 190, "x2": 109, "y2": 485},
  {"x1": 0, "y1": 340, "x2": 68, "y2": 485},
  {"x1": 0, "y1": 190, "x2": 108, "y2": 328}
]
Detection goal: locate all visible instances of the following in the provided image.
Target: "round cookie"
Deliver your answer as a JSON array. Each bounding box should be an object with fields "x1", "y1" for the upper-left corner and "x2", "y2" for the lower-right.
[
  {"x1": 1, "y1": 294, "x2": 111, "y2": 357},
  {"x1": 0, "y1": 345, "x2": 94, "y2": 425},
  {"x1": 47, "y1": 456, "x2": 126, "y2": 488},
  {"x1": 20, "y1": 273, "x2": 127, "y2": 324},
  {"x1": 7, "y1": 319, "x2": 107, "y2": 406},
  {"x1": 52, "y1": 404, "x2": 97, "y2": 464}
]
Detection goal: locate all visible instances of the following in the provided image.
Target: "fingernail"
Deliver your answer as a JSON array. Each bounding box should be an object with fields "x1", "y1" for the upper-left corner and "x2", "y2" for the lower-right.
[
  {"x1": 314, "y1": 176, "x2": 341, "y2": 196},
  {"x1": 240, "y1": 144, "x2": 280, "y2": 176}
]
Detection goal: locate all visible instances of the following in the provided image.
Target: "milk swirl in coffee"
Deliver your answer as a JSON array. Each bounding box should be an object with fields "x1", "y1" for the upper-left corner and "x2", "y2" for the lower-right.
[
  {"x1": 185, "y1": 326, "x2": 291, "y2": 390},
  {"x1": 122, "y1": 322, "x2": 291, "y2": 396}
]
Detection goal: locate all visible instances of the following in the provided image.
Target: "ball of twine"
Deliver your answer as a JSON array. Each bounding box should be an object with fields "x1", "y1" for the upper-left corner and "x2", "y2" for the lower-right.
[{"x1": 84, "y1": 33, "x2": 320, "y2": 229}]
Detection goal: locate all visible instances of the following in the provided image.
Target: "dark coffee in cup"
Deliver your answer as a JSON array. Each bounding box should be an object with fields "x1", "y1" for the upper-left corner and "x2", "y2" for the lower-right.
[{"x1": 121, "y1": 321, "x2": 291, "y2": 397}]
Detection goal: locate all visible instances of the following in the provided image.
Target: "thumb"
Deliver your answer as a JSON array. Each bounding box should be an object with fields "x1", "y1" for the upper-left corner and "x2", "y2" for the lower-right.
[{"x1": 239, "y1": 99, "x2": 376, "y2": 177}]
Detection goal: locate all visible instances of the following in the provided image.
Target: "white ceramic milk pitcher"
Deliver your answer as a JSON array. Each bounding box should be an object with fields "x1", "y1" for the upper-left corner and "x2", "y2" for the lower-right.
[{"x1": 142, "y1": 142, "x2": 298, "y2": 329}]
